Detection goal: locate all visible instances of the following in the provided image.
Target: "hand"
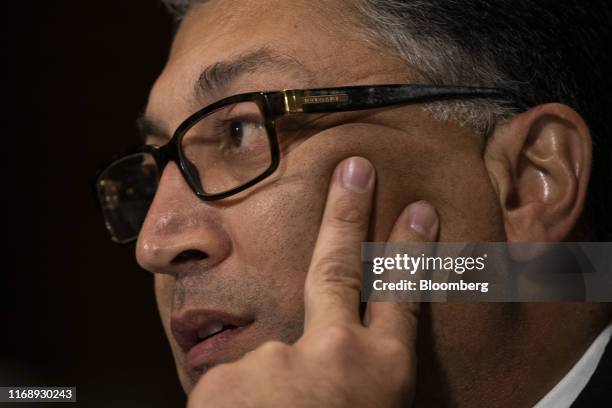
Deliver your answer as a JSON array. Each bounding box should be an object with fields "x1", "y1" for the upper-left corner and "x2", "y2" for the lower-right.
[{"x1": 187, "y1": 156, "x2": 439, "y2": 408}]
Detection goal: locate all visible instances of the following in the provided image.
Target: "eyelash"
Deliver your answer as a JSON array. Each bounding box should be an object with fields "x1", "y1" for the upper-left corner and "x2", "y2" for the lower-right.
[{"x1": 212, "y1": 115, "x2": 263, "y2": 136}]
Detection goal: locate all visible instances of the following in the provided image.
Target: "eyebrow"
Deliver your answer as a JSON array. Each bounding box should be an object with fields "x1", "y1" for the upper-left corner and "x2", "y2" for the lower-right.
[
  {"x1": 195, "y1": 47, "x2": 310, "y2": 99},
  {"x1": 138, "y1": 47, "x2": 312, "y2": 142},
  {"x1": 137, "y1": 114, "x2": 169, "y2": 143}
]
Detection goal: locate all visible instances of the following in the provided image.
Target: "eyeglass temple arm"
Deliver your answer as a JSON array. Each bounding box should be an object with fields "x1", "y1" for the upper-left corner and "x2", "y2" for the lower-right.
[{"x1": 274, "y1": 84, "x2": 524, "y2": 115}]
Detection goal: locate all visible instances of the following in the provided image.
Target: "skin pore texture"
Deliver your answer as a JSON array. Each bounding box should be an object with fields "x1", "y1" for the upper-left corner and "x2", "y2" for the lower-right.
[{"x1": 136, "y1": 0, "x2": 611, "y2": 406}]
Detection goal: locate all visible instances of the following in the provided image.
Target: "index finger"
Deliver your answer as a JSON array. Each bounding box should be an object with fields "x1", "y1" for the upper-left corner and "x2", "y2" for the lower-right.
[{"x1": 304, "y1": 156, "x2": 375, "y2": 331}]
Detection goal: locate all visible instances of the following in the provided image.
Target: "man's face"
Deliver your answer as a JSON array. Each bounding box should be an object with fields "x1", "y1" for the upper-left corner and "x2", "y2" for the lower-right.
[{"x1": 137, "y1": 0, "x2": 507, "y2": 392}]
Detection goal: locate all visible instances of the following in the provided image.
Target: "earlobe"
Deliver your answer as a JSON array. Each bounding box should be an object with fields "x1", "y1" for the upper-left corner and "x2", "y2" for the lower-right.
[{"x1": 484, "y1": 103, "x2": 592, "y2": 242}]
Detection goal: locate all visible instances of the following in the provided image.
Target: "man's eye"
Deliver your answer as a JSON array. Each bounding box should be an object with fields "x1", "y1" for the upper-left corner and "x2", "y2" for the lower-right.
[
  {"x1": 229, "y1": 121, "x2": 246, "y2": 146},
  {"x1": 225, "y1": 120, "x2": 265, "y2": 150}
]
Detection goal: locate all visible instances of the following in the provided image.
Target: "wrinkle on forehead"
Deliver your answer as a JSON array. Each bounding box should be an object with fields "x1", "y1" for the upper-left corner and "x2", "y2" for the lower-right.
[
  {"x1": 193, "y1": 47, "x2": 314, "y2": 100},
  {"x1": 171, "y1": 0, "x2": 370, "y2": 72},
  {"x1": 146, "y1": 0, "x2": 418, "y2": 141}
]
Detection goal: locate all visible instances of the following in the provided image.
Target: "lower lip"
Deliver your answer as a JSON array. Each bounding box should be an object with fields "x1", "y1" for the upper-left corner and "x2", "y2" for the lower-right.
[{"x1": 186, "y1": 323, "x2": 253, "y2": 371}]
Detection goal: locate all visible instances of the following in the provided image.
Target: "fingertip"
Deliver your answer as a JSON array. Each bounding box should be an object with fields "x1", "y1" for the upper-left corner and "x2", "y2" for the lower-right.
[
  {"x1": 402, "y1": 200, "x2": 439, "y2": 241},
  {"x1": 337, "y1": 156, "x2": 374, "y2": 193}
]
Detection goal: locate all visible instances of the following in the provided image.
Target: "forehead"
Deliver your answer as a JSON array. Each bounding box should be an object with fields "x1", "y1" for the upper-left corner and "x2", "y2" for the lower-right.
[
  {"x1": 172, "y1": 0, "x2": 364, "y2": 82},
  {"x1": 146, "y1": 0, "x2": 411, "y2": 132}
]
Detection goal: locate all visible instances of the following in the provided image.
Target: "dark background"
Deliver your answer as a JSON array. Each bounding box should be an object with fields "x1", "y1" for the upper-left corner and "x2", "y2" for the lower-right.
[
  {"x1": 6, "y1": 1, "x2": 609, "y2": 408},
  {"x1": 2, "y1": 1, "x2": 186, "y2": 406}
]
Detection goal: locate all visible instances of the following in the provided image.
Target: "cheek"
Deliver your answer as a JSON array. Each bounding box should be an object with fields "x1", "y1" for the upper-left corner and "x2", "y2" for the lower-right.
[
  {"x1": 219, "y1": 120, "x2": 505, "y2": 319},
  {"x1": 227, "y1": 175, "x2": 326, "y2": 313},
  {"x1": 225, "y1": 125, "x2": 378, "y2": 285},
  {"x1": 432, "y1": 160, "x2": 506, "y2": 241},
  {"x1": 339, "y1": 120, "x2": 506, "y2": 242},
  {"x1": 220, "y1": 137, "x2": 361, "y2": 323},
  {"x1": 371, "y1": 147, "x2": 506, "y2": 242},
  {"x1": 228, "y1": 120, "x2": 506, "y2": 273}
]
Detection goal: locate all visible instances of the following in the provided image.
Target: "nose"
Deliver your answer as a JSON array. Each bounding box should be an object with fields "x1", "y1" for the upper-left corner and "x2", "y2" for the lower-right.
[{"x1": 136, "y1": 162, "x2": 232, "y2": 276}]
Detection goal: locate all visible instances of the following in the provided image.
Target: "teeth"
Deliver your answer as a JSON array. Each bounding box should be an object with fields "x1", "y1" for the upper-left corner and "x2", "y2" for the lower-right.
[{"x1": 197, "y1": 322, "x2": 225, "y2": 340}]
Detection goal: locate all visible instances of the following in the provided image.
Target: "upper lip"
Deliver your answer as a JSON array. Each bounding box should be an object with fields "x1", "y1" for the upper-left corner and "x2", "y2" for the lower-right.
[{"x1": 171, "y1": 309, "x2": 253, "y2": 353}]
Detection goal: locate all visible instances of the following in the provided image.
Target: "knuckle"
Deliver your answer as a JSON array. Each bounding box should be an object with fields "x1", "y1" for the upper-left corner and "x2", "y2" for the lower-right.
[
  {"x1": 254, "y1": 341, "x2": 292, "y2": 370},
  {"x1": 313, "y1": 256, "x2": 358, "y2": 283},
  {"x1": 316, "y1": 325, "x2": 355, "y2": 353},
  {"x1": 307, "y1": 326, "x2": 360, "y2": 372},
  {"x1": 306, "y1": 259, "x2": 361, "y2": 301},
  {"x1": 328, "y1": 195, "x2": 367, "y2": 228},
  {"x1": 304, "y1": 283, "x2": 347, "y2": 310},
  {"x1": 309, "y1": 255, "x2": 361, "y2": 289},
  {"x1": 380, "y1": 337, "x2": 409, "y2": 360},
  {"x1": 312, "y1": 257, "x2": 346, "y2": 275}
]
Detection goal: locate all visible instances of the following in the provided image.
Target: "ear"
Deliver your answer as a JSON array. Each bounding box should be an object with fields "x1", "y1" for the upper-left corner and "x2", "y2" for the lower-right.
[{"x1": 484, "y1": 103, "x2": 592, "y2": 242}]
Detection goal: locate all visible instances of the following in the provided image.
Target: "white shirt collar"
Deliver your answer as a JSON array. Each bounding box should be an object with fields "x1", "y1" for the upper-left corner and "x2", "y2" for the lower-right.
[{"x1": 534, "y1": 321, "x2": 612, "y2": 408}]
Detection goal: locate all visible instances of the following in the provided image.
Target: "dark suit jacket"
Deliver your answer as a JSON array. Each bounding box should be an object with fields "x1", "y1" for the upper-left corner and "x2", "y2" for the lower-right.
[{"x1": 572, "y1": 335, "x2": 612, "y2": 407}]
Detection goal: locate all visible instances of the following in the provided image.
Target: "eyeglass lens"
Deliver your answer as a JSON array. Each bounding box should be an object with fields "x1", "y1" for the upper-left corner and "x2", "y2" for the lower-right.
[
  {"x1": 96, "y1": 152, "x2": 160, "y2": 243},
  {"x1": 97, "y1": 101, "x2": 274, "y2": 242},
  {"x1": 180, "y1": 101, "x2": 272, "y2": 195}
]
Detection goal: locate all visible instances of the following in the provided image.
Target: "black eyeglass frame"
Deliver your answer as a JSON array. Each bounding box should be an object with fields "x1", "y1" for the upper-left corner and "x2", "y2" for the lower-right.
[
  {"x1": 94, "y1": 84, "x2": 527, "y2": 243},
  {"x1": 102, "y1": 84, "x2": 524, "y2": 203}
]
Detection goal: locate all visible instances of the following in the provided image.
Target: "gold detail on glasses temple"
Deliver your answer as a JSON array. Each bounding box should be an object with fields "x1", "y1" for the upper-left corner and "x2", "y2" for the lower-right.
[
  {"x1": 284, "y1": 92, "x2": 303, "y2": 113},
  {"x1": 284, "y1": 91, "x2": 350, "y2": 113},
  {"x1": 303, "y1": 94, "x2": 349, "y2": 104}
]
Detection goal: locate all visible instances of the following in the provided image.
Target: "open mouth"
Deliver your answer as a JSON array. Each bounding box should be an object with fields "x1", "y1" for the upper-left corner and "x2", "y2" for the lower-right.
[
  {"x1": 171, "y1": 309, "x2": 255, "y2": 367},
  {"x1": 197, "y1": 322, "x2": 239, "y2": 342}
]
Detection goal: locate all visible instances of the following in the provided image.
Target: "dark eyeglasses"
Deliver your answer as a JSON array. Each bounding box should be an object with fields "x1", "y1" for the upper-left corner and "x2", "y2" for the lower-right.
[{"x1": 94, "y1": 83, "x2": 522, "y2": 243}]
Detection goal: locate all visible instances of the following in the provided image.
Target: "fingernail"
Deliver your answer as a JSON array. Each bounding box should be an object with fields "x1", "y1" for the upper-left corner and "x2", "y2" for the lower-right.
[
  {"x1": 405, "y1": 200, "x2": 438, "y2": 239},
  {"x1": 340, "y1": 157, "x2": 373, "y2": 192}
]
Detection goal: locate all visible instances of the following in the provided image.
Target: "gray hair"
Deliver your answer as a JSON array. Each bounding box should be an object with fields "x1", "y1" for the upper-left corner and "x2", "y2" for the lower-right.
[
  {"x1": 351, "y1": 0, "x2": 522, "y2": 132},
  {"x1": 160, "y1": 0, "x2": 518, "y2": 132},
  {"x1": 161, "y1": 0, "x2": 612, "y2": 239}
]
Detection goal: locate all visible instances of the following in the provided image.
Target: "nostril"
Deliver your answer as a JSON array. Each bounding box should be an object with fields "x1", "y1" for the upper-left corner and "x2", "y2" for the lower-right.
[{"x1": 171, "y1": 249, "x2": 208, "y2": 264}]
